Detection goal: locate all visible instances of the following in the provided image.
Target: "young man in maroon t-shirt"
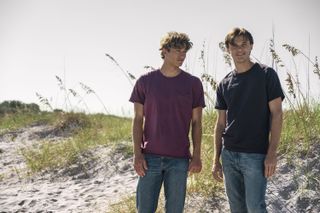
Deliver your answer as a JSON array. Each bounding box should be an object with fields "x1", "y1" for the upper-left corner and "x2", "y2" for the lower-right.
[{"x1": 130, "y1": 32, "x2": 205, "y2": 213}]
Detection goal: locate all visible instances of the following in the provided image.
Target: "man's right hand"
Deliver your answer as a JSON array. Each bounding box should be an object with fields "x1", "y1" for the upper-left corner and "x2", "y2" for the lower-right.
[
  {"x1": 212, "y1": 162, "x2": 223, "y2": 182},
  {"x1": 134, "y1": 153, "x2": 148, "y2": 177}
]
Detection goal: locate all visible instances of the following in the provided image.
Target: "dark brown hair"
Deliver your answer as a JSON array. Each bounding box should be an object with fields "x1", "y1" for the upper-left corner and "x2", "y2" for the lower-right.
[{"x1": 225, "y1": 27, "x2": 254, "y2": 48}]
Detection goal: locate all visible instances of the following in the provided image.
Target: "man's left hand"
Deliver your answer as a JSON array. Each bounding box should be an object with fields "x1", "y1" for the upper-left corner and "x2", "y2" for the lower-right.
[
  {"x1": 264, "y1": 154, "x2": 277, "y2": 178},
  {"x1": 188, "y1": 157, "x2": 202, "y2": 173}
]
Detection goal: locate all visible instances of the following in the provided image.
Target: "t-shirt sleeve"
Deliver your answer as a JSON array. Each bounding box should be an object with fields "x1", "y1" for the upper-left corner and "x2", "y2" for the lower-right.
[
  {"x1": 215, "y1": 83, "x2": 227, "y2": 110},
  {"x1": 192, "y1": 77, "x2": 206, "y2": 108},
  {"x1": 266, "y1": 68, "x2": 285, "y2": 102},
  {"x1": 129, "y1": 76, "x2": 145, "y2": 104}
]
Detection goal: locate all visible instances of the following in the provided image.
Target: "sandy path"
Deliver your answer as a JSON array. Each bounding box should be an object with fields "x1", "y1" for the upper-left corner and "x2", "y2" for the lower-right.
[
  {"x1": 0, "y1": 125, "x2": 137, "y2": 212},
  {"x1": 0, "y1": 124, "x2": 319, "y2": 212}
]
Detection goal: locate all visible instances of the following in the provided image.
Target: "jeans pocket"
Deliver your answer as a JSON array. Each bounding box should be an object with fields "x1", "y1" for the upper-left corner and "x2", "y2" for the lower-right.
[
  {"x1": 221, "y1": 148, "x2": 233, "y2": 166},
  {"x1": 144, "y1": 155, "x2": 161, "y2": 174},
  {"x1": 240, "y1": 153, "x2": 266, "y2": 175}
]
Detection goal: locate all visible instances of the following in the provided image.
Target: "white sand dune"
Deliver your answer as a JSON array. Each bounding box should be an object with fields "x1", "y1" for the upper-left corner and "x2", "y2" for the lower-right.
[
  {"x1": 0, "y1": 124, "x2": 319, "y2": 212},
  {"x1": 0, "y1": 125, "x2": 136, "y2": 212}
]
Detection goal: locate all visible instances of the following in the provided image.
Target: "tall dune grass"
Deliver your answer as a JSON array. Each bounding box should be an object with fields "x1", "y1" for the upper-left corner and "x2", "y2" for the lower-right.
[
  {"x1": 19, "y1": 112, "x2": 132, "y2": 173},
  {"x1": 1, "y1": 36, "x2": 319, "y2": 211},
  {"x1": 107, "y1": 38, "x2": 320, "y2": 210},
  {"x1": 35, "y1": 76, "x2": 110, "y2": 114}
]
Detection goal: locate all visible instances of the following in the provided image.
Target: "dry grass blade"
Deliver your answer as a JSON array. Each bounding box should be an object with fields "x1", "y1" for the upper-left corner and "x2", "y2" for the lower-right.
[
  {"x1": 68, "y1": 89, "x2": 90, "y2": 113},
  {"x1": 105, "y1": 53, "x2": 134, "y2": 86},
  {"x1": 201, "y1": 73, "x2": 217, "y2": 91},
  {"x1": 69, "y1": 89, "x2": 77, "y2": 97},
  {"x1": 79, "y1": 82, "x2": 95, "y2": 94},
  {"x1": 270, "y1": 39, "x2": 284, "y2": 67},
  {"x1": 313, "y1": 56, "x2": 320, "y2": 79},
  {"x1": 105, "y1": 53, "x2": 120, "y2": 67},
  {"x1": 127, "y1": 71, "x2": 136, "y2": 80},
  {"x1": 199, "y1": 41, "x2": 206, "y2": 71},
  {"x1": 219, "y1": 42, "x2": 232, "y2": 67},
  {"x1": 218, "y1": 42, "x2": 227, "y2": 52},
  {"x1": 282, "y1": 44, "x2": 319, "y2": 79},
  {"x1": 285, "y1": 73, "x2": 296, "y2": 98},
  {"x1": 79, "y1": 82, "x2": 109, "y2": 114},
  {"x1": 55, "y1": 75, "x2": 65, "y2": 90},
  {"x1": 282, "y1": 44, "x2": 300, "y2": 56},
  {"x1": 144, "y1": 65, "x2": 156, "y2": 71},
  {"x1": 35, "y1": 93, "x2": 53, "y2": 110}
]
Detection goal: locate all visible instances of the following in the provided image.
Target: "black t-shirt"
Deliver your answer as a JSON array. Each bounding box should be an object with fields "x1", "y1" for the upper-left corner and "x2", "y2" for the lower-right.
[{"x1": 215, "y1": 63, "x2": 285, "y2": 154}]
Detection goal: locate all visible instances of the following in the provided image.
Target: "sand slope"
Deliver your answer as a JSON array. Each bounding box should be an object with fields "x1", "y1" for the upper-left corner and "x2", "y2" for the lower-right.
[{"x1": 0, "y1": 124, "x2": 319, "y2": 212}]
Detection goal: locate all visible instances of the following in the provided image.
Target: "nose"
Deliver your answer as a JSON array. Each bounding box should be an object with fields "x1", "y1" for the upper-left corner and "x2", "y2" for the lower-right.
[
  {"x1": 179, "y1": 55, "x2": 186, "y2": 61},
  {"x1": 235, "y1": 46, "x2": 244, "y2": 51},
  {"x1": 179, "y1": 52, "x2": 186, "y2": 58}
]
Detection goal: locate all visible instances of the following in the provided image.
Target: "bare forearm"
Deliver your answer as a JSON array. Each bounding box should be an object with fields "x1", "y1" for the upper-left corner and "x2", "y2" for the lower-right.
[
  {"x1": 213, "y1": 124, "x2": 224, "y2": 164},
  {"x1": 132, "y1": 117, "x2": 143, "y2": 156},
  {"x1": 268, "y1": 111, "x2": 283, "y2": 156},
  {"x1": 192, "y1": 120, "x2": 202, "y2": 159}
]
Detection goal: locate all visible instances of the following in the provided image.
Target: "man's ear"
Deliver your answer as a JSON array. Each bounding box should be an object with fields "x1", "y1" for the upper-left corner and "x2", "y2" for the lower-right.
[{"x1": 162, "y1": 48, "x2": 170, "y2": 58}]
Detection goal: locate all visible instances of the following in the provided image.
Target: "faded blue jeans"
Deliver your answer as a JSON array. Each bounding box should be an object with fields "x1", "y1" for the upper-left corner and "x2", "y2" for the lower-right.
[
  {"x1": 136, "y1": 154, "x2": 189, "y2": 213},
  {"x1": 221, "y1": 148, "x2": 268, "y2": 213}
]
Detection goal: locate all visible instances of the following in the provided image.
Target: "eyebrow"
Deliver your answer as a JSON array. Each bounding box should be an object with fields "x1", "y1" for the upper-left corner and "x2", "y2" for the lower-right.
[
  {"x1": 173, "y1": 47, "x2": 187, "y2": 51},
  {"x1": 231, "y1": 40, "x2": 249, "y2": 46}
]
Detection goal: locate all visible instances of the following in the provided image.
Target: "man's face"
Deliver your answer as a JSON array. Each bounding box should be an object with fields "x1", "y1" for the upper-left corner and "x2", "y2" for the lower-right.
[
  {"x1": 227, "y1": 36, "x2": 253, "y2": 64},
  {"x1": 163, "y1": 47, "x2": 187, "y2": 67}
]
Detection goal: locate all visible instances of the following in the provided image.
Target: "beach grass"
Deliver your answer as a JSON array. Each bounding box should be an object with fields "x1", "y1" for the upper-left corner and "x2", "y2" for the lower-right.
[
  {"x1": 4, "y1": 104, "x2": 318, "y2": 210},
  {"x1": 0, "y1": 39, "x2": 319, "y2": 211},
  {"x1": 0, "y1": 111, "x2": 56, "y2": 135},
  {"x1": 1, "y1": 98, "x2": 319, "y2": 210},
  {"x1": 17, "y1": 112, "x2": 132, "y2": 173}
]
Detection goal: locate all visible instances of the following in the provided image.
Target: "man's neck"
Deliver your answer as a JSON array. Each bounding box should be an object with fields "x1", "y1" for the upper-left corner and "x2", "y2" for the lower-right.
[
  {"x1": 160, "y1": 63, "x2": 181, "y2": 77},
  {"x1": 234, "y1": 61, "x2": 254, "y2": 73}
]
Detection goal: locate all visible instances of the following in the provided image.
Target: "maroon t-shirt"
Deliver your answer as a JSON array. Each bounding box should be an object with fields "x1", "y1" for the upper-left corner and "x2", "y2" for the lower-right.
[{"x1": 129, "y1": 69, "x2": 205, "y2": 158}]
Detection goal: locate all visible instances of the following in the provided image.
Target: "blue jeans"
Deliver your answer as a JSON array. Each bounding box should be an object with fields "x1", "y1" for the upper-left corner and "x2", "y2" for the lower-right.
[
  {"x1": 136, "y1": 154, "x2": 189, "y2": 213},
  {"x1": 221, "y1": 148, "x2": 267, "y2": 213}
]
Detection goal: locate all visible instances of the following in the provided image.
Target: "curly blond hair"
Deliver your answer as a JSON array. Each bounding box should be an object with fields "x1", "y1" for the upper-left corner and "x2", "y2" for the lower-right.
[{"x1": 159, "y1": 32, "x2": 193, "y2": 59}]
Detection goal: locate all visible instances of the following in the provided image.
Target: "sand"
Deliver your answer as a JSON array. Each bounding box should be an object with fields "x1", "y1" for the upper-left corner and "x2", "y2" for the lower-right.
[
  {"x1": 0, "y1": 124, "x2": 319, "y2": 212},
  {"x1": 0, "y1": 125, "x2": 136, "y2": 212}
]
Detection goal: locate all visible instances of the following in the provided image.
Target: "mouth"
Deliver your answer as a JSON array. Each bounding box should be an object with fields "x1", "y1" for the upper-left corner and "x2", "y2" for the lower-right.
[{"x1": 235, "y1": 55, "x2": 246, "y2": 60}]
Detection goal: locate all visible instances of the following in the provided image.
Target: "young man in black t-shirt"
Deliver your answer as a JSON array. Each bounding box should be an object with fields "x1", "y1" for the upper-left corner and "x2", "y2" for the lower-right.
[{"x1": 212, "y1": 27, "x2": 284, "y2": 213}]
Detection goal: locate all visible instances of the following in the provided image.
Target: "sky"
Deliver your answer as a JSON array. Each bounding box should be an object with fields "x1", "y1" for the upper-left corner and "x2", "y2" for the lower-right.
[{"x1": 1, "y1": 0, "x2": 320, "y2": 116}]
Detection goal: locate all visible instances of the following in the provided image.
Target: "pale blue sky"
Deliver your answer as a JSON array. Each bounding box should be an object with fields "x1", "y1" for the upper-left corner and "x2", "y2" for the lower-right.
[{"x1": 1, "y1": 0, "x2": 319, "y2": 116}]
